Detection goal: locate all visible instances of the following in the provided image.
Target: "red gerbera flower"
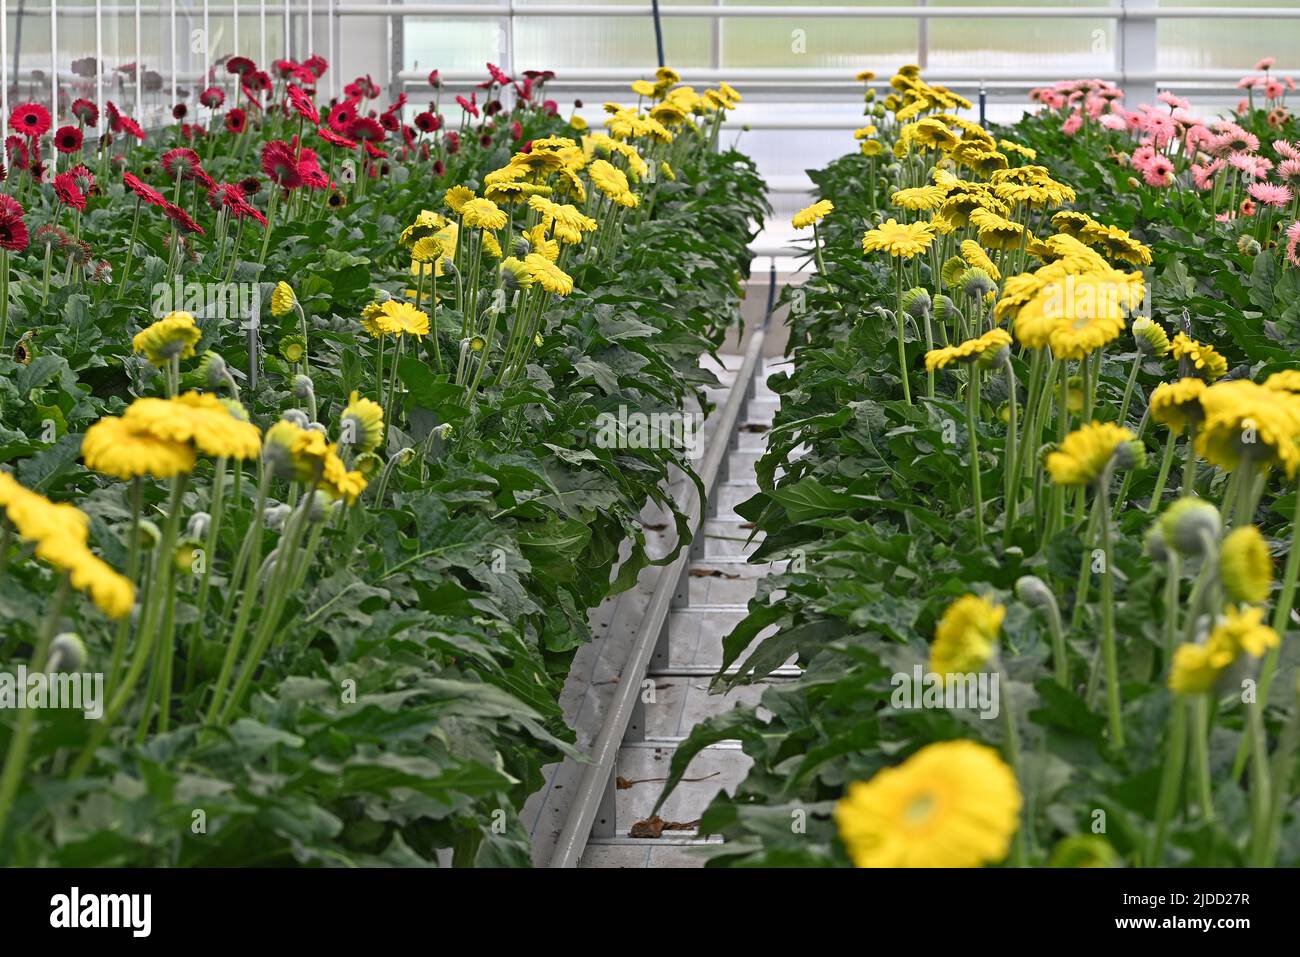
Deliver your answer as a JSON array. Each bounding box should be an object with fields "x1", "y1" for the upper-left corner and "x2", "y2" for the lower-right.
[
  {"x1": 10, "y1": 103, "x2": 51, "y2": 138},
  {"x1": 199, "y1": 86, "x2": 226, "y2": 109},
  {"x1": 68, "y1": 163, "x2": 95, "y2": 195},
  {"x1": 161, "y1": 147, "x2": 204, "y2": 181},
  {"x1": 363, "y1": 140, "x2": 388, "y2": 160},
  {"x1": 0, "y1": 195, "x2": 29, "y2": 251},
  {"x1": 316, "y1": 127, "x2": 357, "y2": 150},
  {"x1": 487, "y1": 62, "x2": 511, "y2": 86},
  {"x1": 286, "y1": 84, "x2": 319, "y2": 124},
  {"x1": 260, "y1": 139, "x2": 305, "y2": 189},
  {"x1": 54, "y1": 126, "x2": 84, "y2": 154},
  {"x1": 7, "y1": 135, "x2": 32, "y2": 171},
  {"x1": 428, "y1": 69, "x2": 441, "y2": 89},
  {"x1": 273, "y1": 59, "x2": 299, "y2": 79},
  {"x1": 327, "y1": 101, "x2": 357, "y2": 134},
  {"x1": 225, "y1": 108, "x2": 247, "y2": 134},
  {"x1": 347, "y1": 116, "x2": 385, "y2": 143},
  {"x1": 227, "y1": 55, "x2": 255, "y2": 76},
  {"x1": 117, "y1": 115, "x2": 146, "y2": 141},
  {"x1": 172, "y1": 103, "x2": 189, "y2": 120},
  {"x1": 53, "y1": 170, "x2": 88, "y2": 211},
  {"x1": 239, "y1": 176, "x2": 261, "y2": 195},
  {"x1": 455, "y1": 94, "x2": 480, "y2": 118},
  {"x1": 123, "y1": 171, "x2": 167, "y2": 206},
  {"x1": 414, "y1": 111, "x2": 441, "y2": 133},
  {"x1": 304, "y1": 54, "x2": 329, "y2": 79},
  {"x1": 445, "y1": 131, "x2": 460, "y2": 155},
  {"x1": 379, "y1": 109, "x2": 400, "y2": 133},
  {"x1": 161, "y1": 201, "x2": 205, "y2": 234},
  {"x1": 70, "y1": 99, "x2": 99, "y2": 126}
]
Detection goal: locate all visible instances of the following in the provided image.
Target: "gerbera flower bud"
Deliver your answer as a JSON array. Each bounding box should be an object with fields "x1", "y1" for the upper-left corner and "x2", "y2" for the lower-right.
[
  {"x1": 929, "y1": 593, "x2": 1004, "y2": 677},
  {"x1": 1145, "y1": 524, "x2": 1170, "y2": 563},
  {"x1": 186, "y1": 511, "x2": 211, "y2": 540},
  {"x1": 1131, "y1": 317, "x2": 1171, "y2": 357},
  {"x1": 46, "y1": 633, "x2": 87, "y2": 673},
  {"x1": 354, "y1": 452, "x2": 384, "y2": 478},
  {"x1": 1159, "y1": 497, "x2": 1222, "y2": 556},
  {"x1": 270, "y1": 280, "x2": 297, "y2": 317},
  {"x1": 1014, "y1": 574, "x2": 1055, "y2": 611},
  {"x1": 281, "y1": 409, "x2": 311, "y2": 429},
  {"x1": 940, "y1": 256, "x2": 968, "y2": 288},
  {"x1": 306, "y1": 490, "x2": 332, "y2": 523},
  {"x1": 174, "y1": 538, "x2": 203, "y2": 573},
  {"x1": 959, "y1": 267, "x2": 997, "y2": 301},
  {"x1": 1048, "y1": 835, "x2": 1118, "y2": 869},
  {"x1": 901, "y1": 286, "x2": 931, "y2": 321},
  {"x1": 1219, "y1": 525, "x2": 1272, "y2": 604},
  {"x1": 932, "y1": 294, "x2": 962, "y2": 326},
  {"x1": 263, "y1": 502, "x2": 293, "y2": 530},
  {"x1": 293, "y1": 374, "x2": 315, "y2": 400},
  {"x1": 279, "y1": 334, "x2": 308, "y2": 364},
  {"x1": 340, "y1": 391, "x2": 384, "y2": 453},
  {"x1": 133, "y1": 519, "x2": 162, "y2": 551},
  {"x1": 1237, "y1": 234, "x2": 1261, "y2": 256},
  {"x1": 197, "y1": 350, "x2": 228, "y2": 389},
  {"x1": 133, "y1": 311, "x2": 201, "y2": 366},
  {"x1": 1113, "y1": 438, "x2": 1146, "y2": 471}
]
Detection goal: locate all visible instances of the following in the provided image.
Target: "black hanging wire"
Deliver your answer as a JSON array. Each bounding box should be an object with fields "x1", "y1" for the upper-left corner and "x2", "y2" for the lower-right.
[{"x1": 651, "y1": 0, "x2": 666, "y2": 68}]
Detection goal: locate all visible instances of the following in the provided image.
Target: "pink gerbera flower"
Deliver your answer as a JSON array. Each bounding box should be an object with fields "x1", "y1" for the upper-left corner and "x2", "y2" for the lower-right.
[
  {"x1": 1143, "y1": 155, "x2": 1175, "y2": 187},
  {"x1": 1286, "y1": 221, "x2": 1300, "y2": 266},
  {"x1": 0, "y1": 195, "x2": 30, "y2": 251},
  {"x1": 1247, "y1": 181, "x2": 1292, "y2": 207},
  {"x1": 1265, "y1": 80, "x2": 1285, "y2": 100},
  {"x1": 1277, "y1": 158, "x2": 1300, "y2": 186},
  {"x1": 1257, "y1": 57, "x2": 1276, "y2": 72},
  {"x1": 1273, "y1": 139, "x2": 1300, "y2": 161},
  {"x1": 1191, "y1": 159, "x2": 1224, "y2": 191},
  {"x1": 1228, "y1": 150, "x2": 1273, "y2": 178},
  {"x1": 1061, "y1": 111, "x2": 1083, "y2": 136}
]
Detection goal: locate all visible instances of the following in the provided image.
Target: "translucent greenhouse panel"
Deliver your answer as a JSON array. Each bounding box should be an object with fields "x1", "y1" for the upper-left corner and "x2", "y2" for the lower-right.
[
  {"x1": 404, "y1": 14, "x2": 503, "y2": 74},
  {"x1": 512, "y1": 18, "x2": 711, "y2": 71},
  {"x1": 1157, "y1": 0, "x2": 1300, "y2": 73},
  {"x1": 924, "y1": 0, "x2": 1116, "y2": 76},
  {"x1": 719, "y1": 0, "x2": 919, "y2": 71}
]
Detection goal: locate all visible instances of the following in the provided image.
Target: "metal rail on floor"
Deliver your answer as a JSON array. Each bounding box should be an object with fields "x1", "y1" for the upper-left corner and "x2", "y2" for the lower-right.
[{"x1": 548, "y1": 321, "x2": 767, "y2": 868}]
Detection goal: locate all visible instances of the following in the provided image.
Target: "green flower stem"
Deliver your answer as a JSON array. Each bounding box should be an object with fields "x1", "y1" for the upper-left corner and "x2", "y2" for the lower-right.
[
  {"x1": 1191, "y1": 695, "x2": 1215, "y2": 822},
  {"x1": 1163, "y1": 552, "x2": 1181, "y2": 662},
  {"x1": 257, "y1": 190, "x2": 279, "y2": 265},
  {"x1": 1097, "y1": 468, "x2": 1124, "y2": 749},
  {"x1": 184, "y1": 457, "x2": 228, "y2": 694},
  {"x1": 999, "y1": 668, "x2": 1028, "y2": 866},
  {"x1": 220, "y1": 482, "x2": 317, "y2": 723},
  {"x1": 812, "y1": 221, "x2": 828, "y2": 277},
  {"x1": 1246, "y1": 695, "x2": 1272, "y2": 863},
  {"x1": 0, "y1": 574, "x2": 70, "y2": 846},
  {"x1": 72, "y1": 475, "x2": 189, "y2": 778},
  {"x1": 1181, "y1": 425, "x2": 1199, "y2": 496},
  {"x1": 116, "y1": 197, "x2": 144, "y2": 300},
  {"x1": 894, "y1": 264, "x2": 911, "y2": 405},
  {"x1": 1117, "y1": 353, "x2": 1142, "y2": 426},
  {"x1": 966, "y1": 369, "x2": 985, "y2": 547},
  {"x1": 1149, "y1": 697, "x2": 1189, "y2": 865},
  {"x1": 107, "y1": 478, "x2": 144, "y2": 691},
  {"x1": 1145, "y1": 431, "x2": 1178, "y2": 515},
  {"x1": 205, "y1": 468, "x2": 271, "y2": 724},
  {"x1": 1002, "y1": 354, "x2": 1019, "y2": 546},
  {"x1": 383, "y1": 335, "x2": 405, "y2": 434},
  {"x1": 1252, "y1": 480, "x2": 1300, "y2": 741}
]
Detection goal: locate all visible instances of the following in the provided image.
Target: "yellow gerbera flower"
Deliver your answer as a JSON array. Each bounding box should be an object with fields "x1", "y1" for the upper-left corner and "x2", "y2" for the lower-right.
[
  {"x1": 1169, "y1": 332, "x2": 1228, "y2": 381},
  {"x1": 891, "y1": 185, "x2": 948, "y2": 212},
  {"x1": 133, "y1": 311, "x2": 201, "y2": 366},
  {"x1": 460, "y1": 197, "x2": 507, "y2": 231},
  {"x1": 1212, "y1": 605, "x2": 1280, "y2": 659},
  {"x1": 924, "y1": 328, "x2": 1011, "y2": 372},
  {"x1": 792, "y1": 200, "x2": 833, "y2": 229},
  {"x1": 1149, "y1": 377, "x2": 1207, "y2": 433},
  {"x1": 1195, "y1": 378, "x2": 1300, "y2": 477},
  {"x1": 123, "y1": 392, "x2": 262, "y2": 461},
  {"x1": 861, "y1": 219, "x2": 935, "y2": 259},
  {"x1": 959, "y1": 240, "x2": 1000, "y2": 282},
  {"x1": 1219, "y1": 525, "x2": 1272, "y2": 604},
  {"x1": 929, "y1": 594, "x2": 1005, "y2": 676},
  {"x1": 833, "y1": 740, "x2": 1022, "y2": 868},
  {"x1": 1046, "y1": 421, "x2": 1137, "y2": 486},
  {"x1": 270, "y1": 281, "x2": 297, "y2": 318},
  {"x1": 1264, "y1": 369, "x2": 1300, "y2": 393},
  {"x1": 340, "y1": 391, "x2": 385, "y2": 454},
  {"x1": 373, "y1": 300, "x2": 430, "y2": 338},
  {"x1": 82, "y1": 415, "x2": 197, "y2": 480},
  {"x1": 444, "y1": 185, "x2": 476, "y2": 214},
  {"x1": 522, "y1": 253, "x2": 574, "y2": 296}
]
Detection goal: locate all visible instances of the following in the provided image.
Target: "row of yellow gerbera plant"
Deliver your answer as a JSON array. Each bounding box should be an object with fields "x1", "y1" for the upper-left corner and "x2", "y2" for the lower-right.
[
  {"x1": 0, "y1": 70, "x2": 740, "y2": 845},
  {"x1": 798, "y1": 65, "x2": 1300, "y2": 867}
]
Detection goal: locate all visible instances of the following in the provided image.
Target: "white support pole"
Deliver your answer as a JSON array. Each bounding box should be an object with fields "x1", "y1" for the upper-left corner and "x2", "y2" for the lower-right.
[
  {"x1": 50, "y1": 0, "x2": 58, "y2": 125},
  {"x1": 134, "y1": 0, "x2": 142, "y2": 118},
  {"x1": 1, "y1": 0, "x2": 7, "y2": 145},
  {"x1": 96, "y1": 0, "x2": 104, "y2": 132},
  {"x1": 283, "y1": 0, "x2": 290, "y2": 59},
  {"x1": 202, "y1": 0, "x2": 210, "y2": 88},
  {"x1": 170, "y1": 0, "x2": 177, "y2": 110},
  {"x1": 234, "y1": 0, "x2": 240, "y2": 59},
  {"x1": 259, "y1": 0, "x2": 266, "y2": 69},
  {"x1": 330, "y1": 0, "x2": 337, "y2": 98},
  {"x1": 1119, "y1": 0, "x2": 1158, "y2": 106},
  {"x1": 306, "y1": 0, "x2": 312, "y2": 57}
]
